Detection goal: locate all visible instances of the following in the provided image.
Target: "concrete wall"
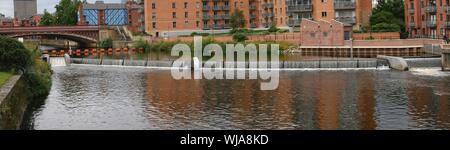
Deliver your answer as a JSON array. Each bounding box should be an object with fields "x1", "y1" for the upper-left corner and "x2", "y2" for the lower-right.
[{"x1": 0, "y1": 75, "x2": 30, "y2": 130}]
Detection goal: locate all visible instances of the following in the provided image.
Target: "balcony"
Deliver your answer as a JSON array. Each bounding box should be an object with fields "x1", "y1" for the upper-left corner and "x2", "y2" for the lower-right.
[
  {"x1": 203, "y1": 25, "x2": 211, "y2": 30},
  {"x1": 224, "y1": 24, "x2": 231, "y2": 29},
  {"x1": 408, "y1": 9, "x2": 414, "y2": 14},
  {"x1": 334, "y1": 1, "x2": 356, "y2": 10},
  {"x1": 213, "y1": 24, "x2": 223, "y2": 29},
  {"x1": 203, "y1": 15, "x2": 211, "y2": 20},
  {"x1": 287, "y1": 4, "x2": 313, "y2": 12},
  {"x1": 409, "y1": 22, "x2": 415, "y2": 28},
  {"x1": 425, "y1": 5, "x2": 437, "y2": 13},
  {"x1": 445, "y1": 22, "x2": 450, "y2": 28},
  {"x1": 213, "y1": 15, "x2": 222, "y2": 20},
  {"x1": 222, "y1": 5, "x2": 230, "y2": 10},
  {"x1": 213, "y1": 5, "x2": 222, "y2": 11},
  {"x1": 250, "y1": 23, "x2": 257, "y2": 28},
  {"x1": 222, "y1": 14, "x2": 230, "y2": 19},
  {"x1": 426, "y1": 21, "x2": 437, "y2": 28},
  {"x1": 444, "y1": 5, "x2": 450, "y2": 12},
  {"x1": 262, "y1": 13, "x2": 274, "y2": 18},
  {"x1": 263, "y1": 23, "x2": 272, "y2": 28},
  {"x1": 203, "y1": 6, "x2": 210, "y2": 11},
  {"x1": 250, "y1": 14, "x2": 257, "y2": 19},
  {"x1": 250, "y1": 5, "x2": 257, "y2": 10},
  {"x1": 262, "y1": 3, "x2": 274, "y2": 9},
  {"x1": 335, "y1": 16, "x2": 356, "y2": 25}
]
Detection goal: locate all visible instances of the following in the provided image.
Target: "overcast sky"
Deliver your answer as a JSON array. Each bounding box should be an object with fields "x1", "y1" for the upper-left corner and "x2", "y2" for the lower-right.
[{"x1": 0, "y1": 0, "x2": 122, "y2": 18}]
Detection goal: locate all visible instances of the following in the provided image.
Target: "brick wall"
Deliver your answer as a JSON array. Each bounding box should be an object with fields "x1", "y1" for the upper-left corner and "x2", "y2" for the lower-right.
[{"x1": 352, "y1": 32, "x2": 401, "y2": 40}]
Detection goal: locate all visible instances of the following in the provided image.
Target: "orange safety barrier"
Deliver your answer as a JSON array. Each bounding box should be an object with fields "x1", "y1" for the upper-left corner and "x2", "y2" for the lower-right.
[
  {"x1": 138, "y1": 48, "x2": 143, "y2": 54},
  {"x1": 116, "y1": 48, "x2": 121, "y2": 55},
  {"x1": 92, "y1": 49, "x2": 97, "y2": 56},
  {"x1": 123, "y1": 47, "x2": 128, "y2": 53},
  {"x1": 43, "y1": 50, "x2": 48, "y2": 54},
  {"x1": 51, "y1": 50, "x2": 57, "y2": 57},
  {"x1": 60, "y1": 50, "x2": 65, "y2": 56},
  {"x1": 108, "y1": 48, "x2": 113, "y2": 55},
  {"x1": 84, "y1": 49, "x2": 89, "y2": 56},
  {"x1": 76, "y1": 49, "x2": 81, "y2": 56}
]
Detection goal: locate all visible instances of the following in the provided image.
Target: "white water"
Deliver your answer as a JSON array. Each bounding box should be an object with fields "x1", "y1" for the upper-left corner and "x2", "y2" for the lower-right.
[{"x1": 50, "y1": 57, "x2": 66, "y2": 67}]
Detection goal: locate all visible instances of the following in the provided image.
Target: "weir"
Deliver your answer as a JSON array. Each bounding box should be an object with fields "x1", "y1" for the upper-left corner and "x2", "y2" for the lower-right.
[{"x1": 70, "y1": 58, "x2": 387, "y2": 69}]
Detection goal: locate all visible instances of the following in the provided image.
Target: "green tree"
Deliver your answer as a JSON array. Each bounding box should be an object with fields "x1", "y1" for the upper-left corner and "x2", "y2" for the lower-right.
[
  {"x1": 230, "y1": 9, "x2": 246, "y2": 32},
  {"x1": 40, "y1": 9, "x2": 55, "y2": 26},
  {"x1": 0, "y1": 36, "x2": 32, "y2": 71},
  {"x1": 370, "y1": 0, "x2": 406, "y2": 38},
  {"x1": 40, "y1": 0, "x2": 84, "y2": 26}
]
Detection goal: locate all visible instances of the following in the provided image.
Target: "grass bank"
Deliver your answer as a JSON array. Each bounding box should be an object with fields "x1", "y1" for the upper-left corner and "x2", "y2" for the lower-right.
[{"x1": 0, "y1": 72, "x2": 13, "y2": 87}]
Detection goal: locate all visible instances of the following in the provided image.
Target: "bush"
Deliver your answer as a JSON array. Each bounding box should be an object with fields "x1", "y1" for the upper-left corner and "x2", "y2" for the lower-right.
[
  {"x1": 99, "y1": 38, "x2": 113, "y2": 49},
  {"x1": 0, "y1": 36, "x2": 51, "y2": 98},
  {"x1": 233, "y1": 33, "x2": 248, "y2": 42},
  {"x1": 0, "y1": 36, "x2": 32, "y2": 72},
  {"x1": 133, "y1": 38, "x2": 151, "y2": 53}
]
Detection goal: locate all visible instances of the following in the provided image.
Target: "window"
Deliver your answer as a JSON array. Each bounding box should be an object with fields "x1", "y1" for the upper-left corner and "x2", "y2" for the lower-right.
[
  {"x1": 184, "y1": 2, "x2": 188, "y2": 9},
  {"x1": 196, "y1": 12, "x2": 200, "y2": 17},
  {"x1": 185, "y1": 20, "x2": 189, "y2": 24},
  {"x1": 185, "y1": 12, "x2": 188, "y2": 18},
  {"x1": 321, "y1": 12, "x2": 327, "y2": 17},
  {"x1": 152, "y1": 3, "x2": 156, "y2": 9},
  {"x1": 152, "y1": 12, "x2": 156, "y2": 19},
  {"x1": 152, "y1": 22, "x2": 156, "y2": 28},
  {"x1": 196, "y1": 2, "x2": 200, "y2": 8},
  {"x1": 172, "y1": 2, "x2": 176, "y2": 8},
  {"x1": 441, "y1": 14, "x2": 444, "y2": 21},
  {"x1": 173, "y1": 22, "x2": 177, "y2": 28},
  {"x1": 173, "y1": 12, "x2": 176, "y2": 18},
  {"x1": 196, "y1": 21, "x2": 199, "y2": 27},
  {"x1": 321, "y1": 0, "x2": 326, "y2": 3}
]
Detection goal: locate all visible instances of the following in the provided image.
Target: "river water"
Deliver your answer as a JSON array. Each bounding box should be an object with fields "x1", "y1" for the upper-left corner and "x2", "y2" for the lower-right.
[{"x1": 22, "y1": 65, "x2": 450, "y2": 130}]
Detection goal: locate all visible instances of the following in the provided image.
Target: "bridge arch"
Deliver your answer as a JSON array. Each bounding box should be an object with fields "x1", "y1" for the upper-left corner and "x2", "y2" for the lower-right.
[{"x1": 9, "y1": 33, "x2": 98, "y2": 46}]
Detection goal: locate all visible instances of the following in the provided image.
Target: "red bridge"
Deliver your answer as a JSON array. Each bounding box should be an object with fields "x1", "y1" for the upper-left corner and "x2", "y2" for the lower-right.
[{"x1": 0, "y1": 26, "x2": 99, "y2": 45}]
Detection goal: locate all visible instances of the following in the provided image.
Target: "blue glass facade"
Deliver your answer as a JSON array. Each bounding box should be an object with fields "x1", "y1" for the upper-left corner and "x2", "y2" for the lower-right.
[
  {"x1": 105, "y1": 9, "x2": 128, "y2": 25},
  {"x1": 82, "y1": 9, "x2": 99, "y2": 25},
  {"x1": 79, "y1": 7, "x2": 128, "y2": 26}
]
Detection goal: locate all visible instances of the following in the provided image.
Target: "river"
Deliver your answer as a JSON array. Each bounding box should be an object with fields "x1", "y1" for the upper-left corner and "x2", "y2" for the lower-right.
[{"x1": 21, "y1": 65, "x2": 450, "y2": 130}]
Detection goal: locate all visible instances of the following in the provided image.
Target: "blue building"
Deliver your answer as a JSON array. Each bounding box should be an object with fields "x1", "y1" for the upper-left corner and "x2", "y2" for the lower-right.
[{"x1": 78, "y1": 1, "x2": 128, "y2": 26}]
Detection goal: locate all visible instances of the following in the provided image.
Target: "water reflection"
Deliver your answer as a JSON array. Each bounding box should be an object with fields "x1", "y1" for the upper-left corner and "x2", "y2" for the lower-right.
[{"x1": 22, "y1": 65, "x2": 450, "y2": 130}]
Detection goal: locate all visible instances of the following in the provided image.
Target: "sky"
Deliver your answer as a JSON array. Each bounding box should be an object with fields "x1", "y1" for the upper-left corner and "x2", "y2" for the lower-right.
[{"x1": 0, "y1": 0, "x2": 122, "y2": 18}]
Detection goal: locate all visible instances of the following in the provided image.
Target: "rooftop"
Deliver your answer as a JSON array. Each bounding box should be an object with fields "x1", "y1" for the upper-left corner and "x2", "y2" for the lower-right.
[{"x1": 82, "y1": 1, "x2": 126, "y2": 10}]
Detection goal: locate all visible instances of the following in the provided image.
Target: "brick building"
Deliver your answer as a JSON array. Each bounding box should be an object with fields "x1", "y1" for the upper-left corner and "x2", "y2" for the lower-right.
[
  {"x1": 144, "y1": 0, "x2": 370, "y2": 37},
  {"x1": 404, "y1": 0, "x2": 450, "y2": 38},
  {"x1": 126, "y1": 0, "x2": 145, "y2": 34},
  {"x1": 287, "y1": 0, "x2": 372, "y2": 29}
]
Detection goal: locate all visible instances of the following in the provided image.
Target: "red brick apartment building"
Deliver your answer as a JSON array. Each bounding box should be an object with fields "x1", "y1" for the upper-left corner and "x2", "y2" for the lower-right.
[
  {"x1": 405, "y1": 0, "x2": 450, "y2": 38},
  {"x1": 144, "y1": 0, "x2": 371, "y2": 37}
]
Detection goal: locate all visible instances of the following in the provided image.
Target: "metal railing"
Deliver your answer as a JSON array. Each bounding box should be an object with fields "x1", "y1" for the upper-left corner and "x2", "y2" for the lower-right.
[
  {"x1": 287, "y1": 4, "x2": 313, "y2": 12},
  {"x1": 262, "y1": 3, "x2": 274, "y2": 9},
  {"x1": 426, "y1": 21, "x2": 437, "y2": 27},
  {"x1": 425, "y1": 5, "x2": 437, "y2": 13},
  {"x1": 335, "y1": 16, "x2": 356, "y2": 24},
  {"x1": 203, "y1": 6, "x2": 210, "y2": 11},
  {"x1": 409, "y1": 22, "x2": 415, "y2": 27},
  {"x1": 262, "y1": 13, "x2": 274, "y2": 18},
  {"x1": 334, "y1": 1, "x2": 356, "y2": 10}
]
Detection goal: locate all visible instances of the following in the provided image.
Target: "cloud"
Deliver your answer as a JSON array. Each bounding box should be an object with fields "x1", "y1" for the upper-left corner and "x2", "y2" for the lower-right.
[{"x1": 0, "y1": 0, "x2": 123, "y2": 18}]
